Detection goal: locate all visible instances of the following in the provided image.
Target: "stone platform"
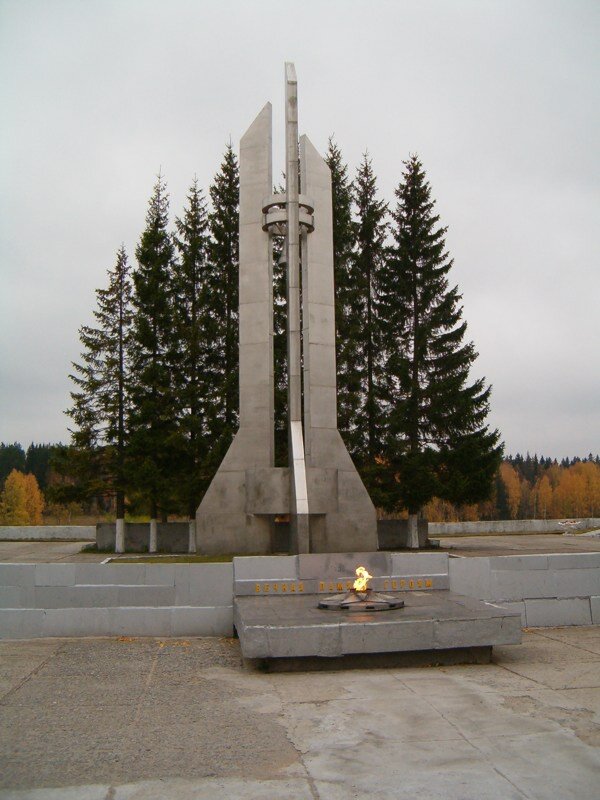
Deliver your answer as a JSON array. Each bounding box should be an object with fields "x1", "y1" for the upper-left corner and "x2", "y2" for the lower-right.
[
  {"x1": 234, "y1": 591, "x2": 521, "y2": 661},
  {"x1": 232, "y1": 553, "x2": 522, "y2": 664}
]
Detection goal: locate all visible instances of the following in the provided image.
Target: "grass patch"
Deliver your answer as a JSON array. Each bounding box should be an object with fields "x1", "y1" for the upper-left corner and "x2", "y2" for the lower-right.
[{"x1": 109, "y1": 553, "x2": 257, "y2": 563}]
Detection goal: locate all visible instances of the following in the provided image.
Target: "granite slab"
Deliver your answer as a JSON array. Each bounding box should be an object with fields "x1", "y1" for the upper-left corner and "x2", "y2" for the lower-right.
[{"x1": 234, "y1": 590, "x2": 521, "y2": 660}]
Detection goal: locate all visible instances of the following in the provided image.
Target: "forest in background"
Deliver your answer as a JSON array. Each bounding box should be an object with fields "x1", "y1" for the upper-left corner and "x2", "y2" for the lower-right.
[{"x1": 1, "y1": 443, "x2": 598, "y2": 525}]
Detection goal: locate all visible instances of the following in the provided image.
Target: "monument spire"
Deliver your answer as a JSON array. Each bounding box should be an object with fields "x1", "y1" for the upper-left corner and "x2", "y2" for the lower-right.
[{"x1": 196, "y1": 65, "x2": 377, "y2": 555}]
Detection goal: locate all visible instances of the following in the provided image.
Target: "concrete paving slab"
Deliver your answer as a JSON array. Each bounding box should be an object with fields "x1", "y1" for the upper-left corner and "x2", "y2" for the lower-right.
[{"x1": 0, "y1": 630, "x2": 598, "y2": 799}]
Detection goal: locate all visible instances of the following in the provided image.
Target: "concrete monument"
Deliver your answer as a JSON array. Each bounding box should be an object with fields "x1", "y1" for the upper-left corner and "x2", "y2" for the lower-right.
[{"x1": 196, "y1": 64, "x2": 377, "y2": 555}]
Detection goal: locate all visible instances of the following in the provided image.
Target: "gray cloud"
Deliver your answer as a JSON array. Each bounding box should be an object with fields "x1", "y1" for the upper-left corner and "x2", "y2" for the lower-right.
[{"x1": 1, "y1": 0, "x2": 598, "y2": 458}]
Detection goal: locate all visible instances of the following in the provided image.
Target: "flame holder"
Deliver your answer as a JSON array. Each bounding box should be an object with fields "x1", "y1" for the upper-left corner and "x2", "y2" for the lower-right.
[{"x1": 318, "y1": 588, "x2": 405, "y2": 612}]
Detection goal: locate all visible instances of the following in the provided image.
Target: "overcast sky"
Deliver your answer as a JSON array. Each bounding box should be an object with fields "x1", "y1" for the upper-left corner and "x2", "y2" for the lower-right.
[{"x1": 1, "y1": 0, "x2": 598, "y2": 459}]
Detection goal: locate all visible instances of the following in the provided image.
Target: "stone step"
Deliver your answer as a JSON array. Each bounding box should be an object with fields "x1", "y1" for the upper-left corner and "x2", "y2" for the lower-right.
[{"x1": 0, "y1": 605, "x2": 233, "y2": 639}]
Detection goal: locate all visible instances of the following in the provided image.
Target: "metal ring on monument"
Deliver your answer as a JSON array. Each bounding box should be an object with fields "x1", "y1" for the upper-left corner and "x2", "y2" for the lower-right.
[{"x1": 262, "y1": 193, "x2": 315, "y2": 215}]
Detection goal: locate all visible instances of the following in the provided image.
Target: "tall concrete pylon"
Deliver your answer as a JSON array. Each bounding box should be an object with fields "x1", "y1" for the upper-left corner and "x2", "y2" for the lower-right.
[{"x1": 196, "y1": 65, "x2": 377, "y2": 555}]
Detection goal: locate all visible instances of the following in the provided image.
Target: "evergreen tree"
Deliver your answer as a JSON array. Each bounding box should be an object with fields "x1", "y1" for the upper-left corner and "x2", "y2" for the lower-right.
[
  {"x1": 352, "y1": 153, "x2": 388, "y2": 462},
  {"x1": 376, "y1": 156, "x2": 502, "y2": 545},
  {"x1": 0, "y1": 443, "x2": 26, "y2": 486},
  {"x1": 325, "y1": 139, "x2": 360, "y2": 453},
  {"x1": 25, "y1": 444, "x2": 55, "y2": 491},
  {"x1": 272, "y1": 224, "x2": 288, "y2": 466},
  {"x1": 172, "y1": 178, "x2": 212, "y2": 528},
  {"x1": 128, "y1": 175, "x2": 177, "y2": 525},
  {"x1": 207, "y1": 144, "x2": 240, "y2": 464},
  {"x1": 67, "y1": 246, "x2": 132, "y2": 517}
]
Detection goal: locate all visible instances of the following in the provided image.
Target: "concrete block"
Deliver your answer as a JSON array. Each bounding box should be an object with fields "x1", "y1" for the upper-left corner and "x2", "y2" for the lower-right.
[
  {"x1": 490, "y1": 568, "x2": 557, "y2": 601},
  {"x1": 117, "y1": 586, "x2": 175, "y2": 607},
  {"x1": 265, "y1": 624, "x2": 342, "y2": 658},
  {"x1": 235, "y1": 621, "x2": 269, "y2": 659},
  {"x1": 182, "y1": 563, "x2": 233, "y2": 606},
  {"x1": 495, "y1": 601, "x2": 527, "y2": 626},
  {"x1": 75, "y1": 563, "x2": 147, "y2": 585},
  {"x1": 170, "y1": 606, "x2": 233, "y2": 637},
  {"x1": 0, "y1": 608, "x2": 44, "y2": 638},
  {"x1": 109, "y1": 607, "x2": 173, "y2": 636},
  {"x1": 547, "y1": 553, "x2": 600, "y2": 570},
  {"x1": 448, "y1": 557, "x2": 492, "y2": 600},
  {"x1": 34, "y1": 564, "x2": 76, "y2": 586},
  {"x1": 554, "y1": 569, "x2": 600, "y2": 599},
  {"x1": 434, "y1": 615, "x2": 521, "y2": 648},
  {"x1": 298, "y1": 552, "x2": 390, "y2": 580},
  {"x1": 34, "y1": 586, "x2": 79, "y2": 608},
  {"x1": 524, "y1": 598, "x2": 592, "y2": 627},
  {"x1": 490, "y1": 555, "x2": 549, "y2": 571},
  {"x1": 591, "y1": 596, "x2": 600, "y2": 624},
  {"x1": 0, "y1": 525, "x2": 95, "y2": 541},
  {"x1": 144, "y1": 564, "x2": 176, "y2": 586},
  {"x1": 391, "y1": 553, "x2": 449, "y2": 576},
  {"x1": 0, "y1": 585, "x2": 35, "y2": 608},
  {"x1": 341, "y1": 619, "x2": 435, "y2": 654},
  {"x1": 234, "y1": 556, "x2": 298, "y2": 581},
  {"x1": 0, "y1": 564, "x2": 35, "y2": 587},
  {"x1": 41, "y1": 608, "x2": 111, "y2": 637}
]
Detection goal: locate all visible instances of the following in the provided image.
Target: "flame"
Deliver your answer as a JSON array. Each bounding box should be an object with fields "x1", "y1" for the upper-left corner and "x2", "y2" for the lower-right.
[{"x1": 353, "y1": 565, "x2": 372, "y2": 593}]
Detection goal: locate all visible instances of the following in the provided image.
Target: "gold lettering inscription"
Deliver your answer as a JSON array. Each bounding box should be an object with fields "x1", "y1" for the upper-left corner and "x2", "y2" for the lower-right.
[
  {"x1": 392, "y1": 580, "x2": 398, "y2": 590},
  {"x1": 291, "y1": 583, "x2": 296, "y2": 592},
  {"x1": 425, "y1": 579, "x2": 432, "y2": 588},
  {"x1": 409, "y1": 580, "x2": 414, "y2": 589},
  {"x1": 329, "y1": 582, "x2": 335, "y2": 592},
  {"x1": 383, "y1": 580, "x2": 389, "y2": 590},
  {"x1": 255, "y1": 584, "x2": 261, "y2": 593},
  {"x1": 346, "y1": 580, "x2": 353, "y2": 590},
  {"x1": 400, "y1": 579, "x2": 406, "y2": 589},
  {"x1": 263, "y1": 584, "x2": 269, "y2": 592},
  {"x1": 298, "y1": 582, "x2": 304, "y2": 592},
  {"x1": 282, "y1": 583, "x2": 287, "y2": 592},
  {"x1": 273, "y1": 583, "x2": 278, "y2": 592},
  {"x1": 337, "y1": 582, "x2": 344, "y2": 591},
  {"x1": 417, "y1": 579, "x2": 423, "y2": 588},
  {"x1": 319, "y1": 581, "x2": 325, "y2": 591}
]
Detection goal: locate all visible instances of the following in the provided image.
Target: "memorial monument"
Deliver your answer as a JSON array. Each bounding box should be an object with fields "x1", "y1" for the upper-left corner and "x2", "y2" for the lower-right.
[{"x1": 196, "y1": 64, "x2": 377, "y2": 555}]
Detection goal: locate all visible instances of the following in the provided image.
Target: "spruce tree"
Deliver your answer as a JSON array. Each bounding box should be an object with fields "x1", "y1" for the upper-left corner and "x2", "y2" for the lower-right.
[
  {"x1": 0, "y1": 443, "x2": 26, "y2": 486},
  {"x1": 128, "y1": 175, "x2": 177, "y2": 535},
  {"x1": 67, "y1": 245, "x2": 132, "y2": 530},
  {"x1": 207, "y1": 144, "x2": 240, "y2": 466},
  {"x1": 325, "y1": 139, "x2": 360, "y2": 454},
  {"x1": 377, "y1": 155, "x2": 502, "y2": 546},
  {"x1": 352, "y1": 153, "x2": 388, "y2": 463},
  {"x1": 172, "y1": 178, "x2": 212, "y2": 547},
  {"x1": 272, "y1": 226, "x2": 288, "y2": 466}
]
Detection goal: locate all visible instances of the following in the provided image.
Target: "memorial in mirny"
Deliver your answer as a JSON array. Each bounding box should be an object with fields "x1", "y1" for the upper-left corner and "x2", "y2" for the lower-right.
[
  {"x1": 196, "y1": 63, "x2": 377, "y2": 557},
  {"x1": 194, "y1": 65, "x2": 521, "y2": 664}
]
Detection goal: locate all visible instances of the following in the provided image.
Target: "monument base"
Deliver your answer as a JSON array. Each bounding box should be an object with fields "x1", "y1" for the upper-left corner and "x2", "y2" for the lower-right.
[
  {"x1": 231, "y1": 552, "x2": 521, "y2": 668},
  {"x1": 234, "y1": 591, "x2": 521, "y2": 661}
]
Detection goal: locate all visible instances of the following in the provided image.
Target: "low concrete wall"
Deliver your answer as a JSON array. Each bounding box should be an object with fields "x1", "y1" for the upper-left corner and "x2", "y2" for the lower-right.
[
  {"x1": 430, "y1": 518, "x2": 600, "y2": 536},
  {"x1": 0, "y1": 526, "x2": 96, "y2": 542},
  {"x1": 449, "y1": 553, "x2": 600, "y2": 627},
  {"x1": 377, "y1": 519, "x2": 429, "y2": 548},
  {"x1": 97, "y1": 522, "x2": 189, "y2": 552},
  {"x1": 0, "y1": 562, "x2": 233, "y2": 639}
]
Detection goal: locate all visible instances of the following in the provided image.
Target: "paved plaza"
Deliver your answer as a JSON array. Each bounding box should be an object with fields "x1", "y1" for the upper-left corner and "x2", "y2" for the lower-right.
[
  {"x1": 1, "y1": 531, "x2": 600, "y2": 565},
  {"x1": 1, "y1": 627, "x2": 599, "y2": 799}
]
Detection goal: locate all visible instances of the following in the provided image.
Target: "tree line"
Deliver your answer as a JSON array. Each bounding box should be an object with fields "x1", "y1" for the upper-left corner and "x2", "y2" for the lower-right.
[
  {"x1": 6, "y1": 140, "x2": 510, "y2": 534},
  {"x1": 2, "y1": 442, "x2": 598, "y2": 525}
]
